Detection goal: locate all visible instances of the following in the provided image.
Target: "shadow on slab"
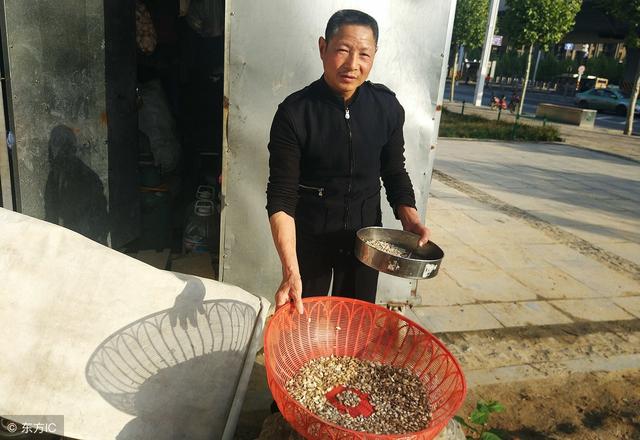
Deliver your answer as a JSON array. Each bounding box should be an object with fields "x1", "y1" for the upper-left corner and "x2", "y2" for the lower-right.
[{"x1": 85, "y1": 275, "x2": 258, "y2": 440}]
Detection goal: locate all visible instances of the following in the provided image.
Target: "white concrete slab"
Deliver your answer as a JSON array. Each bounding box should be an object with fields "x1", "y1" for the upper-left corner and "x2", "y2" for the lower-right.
[
  {"x1": 593, "y1": 242, "x2": 640, "y2": 266},
  {"x1": 483, "y1": 301, "x2": 573, "y2": 327},
  {"x1": 550, "y1": 298, "x2": 635, "y2": 322},
  {"x1": 507, "y1": 267, "x2": 599, "y2": 299},
  {"x1": 410, "y1": 304, "x2": 503, "y2": 333},
  {"x1": 445, "y1": 267, "x2": 538, "y2": 303},
  {"x1": 550, "y1": 260, "x2": 639, "y2": 297},
  {"x1": 481, "y1": 244, "x2": 555, "y2": 269},
  {"x1": 612, "y1": 296, "x2": 640, "y2": 319},
  {"x1": 417, "y1": 270, "x2": 478, "y2": 306},
  {"x1": 0, "y1": 209, "x2": 269, "y2": 440}
]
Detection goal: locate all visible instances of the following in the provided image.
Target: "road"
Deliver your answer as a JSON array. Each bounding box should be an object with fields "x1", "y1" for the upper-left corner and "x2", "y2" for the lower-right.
[{"x1": 444, "y1": 82, "x2": 640, "y2": 135}]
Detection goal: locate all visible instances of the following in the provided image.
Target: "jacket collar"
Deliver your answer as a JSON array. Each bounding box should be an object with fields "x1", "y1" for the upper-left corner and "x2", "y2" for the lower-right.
[{"x1": 315, "y1": 75, "x2": 364, "y2": 107}]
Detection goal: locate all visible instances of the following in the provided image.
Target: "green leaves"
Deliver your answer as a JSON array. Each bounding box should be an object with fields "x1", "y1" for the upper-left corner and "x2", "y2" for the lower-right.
[
  {"x1": 598, "y1": 0, "x2": 640, "y2": 49},
  {"x1": 456, "y1": 400, "x2": 506, "y2": 440},
  {"x1": 452, "y1": 0, "x2": 490, "y2": 48},
  {"x1": 481, "y1": 401, "x2": 506, "y2": 413},
  {"x1": 470, "y1": 409, "x2": 490, "y2": 425},
  {"x1": 480, "y1": 432, "x2": 503, "y2": 440},
  {"x1": 471, "y1": 400, "x2": 506, "y2": 424},
  {"x1": 502, "y1": 0, "x2": 582, "y2": 49},
  {"x1": 454, "y1": 415, "x2": 478, "y2": 432}
]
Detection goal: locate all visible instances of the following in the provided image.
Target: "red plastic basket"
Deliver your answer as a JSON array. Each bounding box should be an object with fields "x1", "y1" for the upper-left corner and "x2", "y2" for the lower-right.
[{"x1": 264, "y1": 297, "x2": 466, "y2": 439}]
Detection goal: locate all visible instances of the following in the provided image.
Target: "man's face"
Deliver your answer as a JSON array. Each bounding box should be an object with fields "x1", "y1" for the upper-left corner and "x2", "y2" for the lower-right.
[{"x1": 319, "y1": 24, "x2": 377, "y2": 101}]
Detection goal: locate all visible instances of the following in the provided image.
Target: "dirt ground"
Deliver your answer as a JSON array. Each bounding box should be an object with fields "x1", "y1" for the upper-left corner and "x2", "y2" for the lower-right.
[
  {"x1": 238, "y1": 364, "x2": 640, "y2": 440},
  {"x1": 461, "y1": 370, "x2": 640, "y2": 440},
  {"x1": 237, "y1": 319, "x2": 640, "y2": 439}
]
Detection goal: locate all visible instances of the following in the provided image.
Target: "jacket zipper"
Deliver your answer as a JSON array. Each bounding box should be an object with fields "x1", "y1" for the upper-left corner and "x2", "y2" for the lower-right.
[
  {"x1": 299, "y1": 183, "x2": 324, "y2": 197},
  {"x1": 344, "y1": 105, "x2": 353, "y2": 230}
]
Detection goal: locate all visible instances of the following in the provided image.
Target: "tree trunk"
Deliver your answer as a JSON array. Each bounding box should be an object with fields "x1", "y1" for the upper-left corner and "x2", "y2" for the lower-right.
[
  {"x1": 624, "y1": 59, "x2": 640, "y2": 136},
  {"x1": 450, "y1": 45, "x2": 459, "y2": 102},
  {"x1": 518, "y1": 45, "x2": 534, "y2": 116}
]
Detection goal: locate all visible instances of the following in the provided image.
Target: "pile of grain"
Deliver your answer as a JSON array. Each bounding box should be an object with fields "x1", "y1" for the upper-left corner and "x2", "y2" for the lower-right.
[
  {"x1": 365, "y1": 239, "x2": 412, "y2": 258},
  {"x1": 285, "y1": 355, "x2": 432, "y2": 434}
]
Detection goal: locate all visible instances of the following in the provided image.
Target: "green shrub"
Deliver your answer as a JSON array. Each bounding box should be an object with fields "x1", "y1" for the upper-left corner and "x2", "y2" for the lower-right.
[
  {"x1": 493, "y1": 50, "x2": 527, "y2": 78},
  {"x1": 440, "y1": 108, "x2": 562, "y2": 142},
  {"x1": 585, "y1": 55, "x2": 624, "y2": 85},
  {"x1": 493, "y1": 51, "x2": 622, "y2": 84},
  {"x1": 536, "y1": 54, "x2": 577, "y2": 82}
]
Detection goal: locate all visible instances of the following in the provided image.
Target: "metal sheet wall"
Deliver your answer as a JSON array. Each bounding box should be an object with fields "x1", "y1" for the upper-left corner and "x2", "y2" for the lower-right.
[
  {"x1": 221, "y1": 0, "x2": 456, "y2": 303},
  {"x1": 0, "y1": 1, "x2": 110, "y2": 244}
]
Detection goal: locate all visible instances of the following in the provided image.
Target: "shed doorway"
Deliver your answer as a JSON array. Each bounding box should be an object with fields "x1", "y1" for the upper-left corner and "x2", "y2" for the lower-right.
[{"x1": 119, "y1": 0, "x2": 225, "y2": 276}]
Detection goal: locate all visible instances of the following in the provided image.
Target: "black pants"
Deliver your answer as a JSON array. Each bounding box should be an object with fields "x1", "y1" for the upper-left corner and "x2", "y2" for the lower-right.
[{"x1": 297, "y1": 229, "x2": 379, "y2": 303}]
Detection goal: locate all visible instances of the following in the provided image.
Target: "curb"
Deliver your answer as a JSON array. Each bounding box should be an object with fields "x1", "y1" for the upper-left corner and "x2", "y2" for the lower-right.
[{"x1": 443, "y1": 103, "x2": 640, "y2": 137}]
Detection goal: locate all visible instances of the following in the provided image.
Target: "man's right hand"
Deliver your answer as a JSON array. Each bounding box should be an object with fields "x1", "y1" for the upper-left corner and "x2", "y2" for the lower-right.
[
  {"x1": 275, "y1": 271, "x2": 304, "y2": 314},
  {"x1": 269, "y1": 211, "x2": 304, "y2": 314}
]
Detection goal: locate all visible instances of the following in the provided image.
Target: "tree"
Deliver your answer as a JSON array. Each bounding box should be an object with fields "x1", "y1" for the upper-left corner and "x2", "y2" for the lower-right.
[
  {"x1": 502, "y1": 0, "x2": 582, "y2": 115},
  {"x1": 599, "y1": 0, "x2": 640, "y2": 135},
  {"x1": 449, "y1": 0, "x2": 489, "y2": 102}
]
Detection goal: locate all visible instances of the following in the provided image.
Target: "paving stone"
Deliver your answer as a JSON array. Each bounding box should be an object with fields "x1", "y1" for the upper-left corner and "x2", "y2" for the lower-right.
[
  {"x1": 612, "y1": 296, "x2": 640, "y2": 319},
  {"x1": 480, "y1": 188, "x2": 557, "y2": 211},
  {"x1": 427, "y1": 194, "x2": 488, "y2": 211},
  {"x1": 523, "y1": 243, "x2": 590, "y2": 263},
  {"x1": 426, "y1": 196, "x2": 466, "y2": 211},
  {"x1": 594, "y1": 241, "x2": 640, "y2": 266},
  {"x1": 428, "y1": 139, "x2": 640, "y2": 319},
  {"x1": 438, "y1": 244, "x2": 493, "y2": 272},
  {"x1": 445, "y1": 267, "x2": 538, "y2": 302},
  {"x1": 465, "y1": 354, "x2": 640, "y2": 387},
  {"x1": 561, "y1": 225, "x2": 633, "y2": 247},
  {"x1": 440, "y1": 319, "x2": 640, "y2": 373},
  {"x1": 605, "y1": 189, "x2": 640, "y2": 205},
  {"x1": 480, "y1": 244, "x2": 554, "y2": 269},
  {"x1": 445, "y1": 224, "x2": 521, "y2": 245},
  {"x1": 428, "y1": 210, "x2": 481, "y2": 231},
  {"x1": 483, "y1": 301, "x2": 573, "y2": 327},
  {"x1": 423, "y1": 222, "x2": 450, "y2": 239},
  {"x1": 410, "y1": 304, "x2": 503, "y2": 333},
  {"x1": 417, "y1": 270, "x2": 477, "y2": 306},
  {"x1": 428, "y1": 179, "x2": 468, "y2": 198},
  {"x1": 550, "y1": 298, "x2": 635, "y2": 322},
  {"x1": 458, "y1": 208, "x2": 513, "y2": 225},
  {"x1": 555, "y1": 353, "x2": 640, "y2": 374},
  {"x1": 466, "y1": 364, "x2": 541, "y2": 387},
  {"x1": 463, "y1": 218, "x2": 556, "y2": 245},
  {"x1": 508, "y1": 266, "x2": 599, "y2": 299},
  {"x1": 551, "y1": 259, "x2": 640, "y2": 297}
]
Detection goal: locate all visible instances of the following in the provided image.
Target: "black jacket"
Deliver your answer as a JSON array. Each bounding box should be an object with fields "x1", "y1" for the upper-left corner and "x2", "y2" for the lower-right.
[{"x1": 266, "y1": 77, "x2": 416, "y2": 234}]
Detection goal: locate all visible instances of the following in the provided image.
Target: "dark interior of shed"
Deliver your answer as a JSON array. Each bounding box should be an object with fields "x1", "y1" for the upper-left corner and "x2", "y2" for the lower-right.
[{"x1": 123, "y1": 0, "x2": 224, "y2": 268}]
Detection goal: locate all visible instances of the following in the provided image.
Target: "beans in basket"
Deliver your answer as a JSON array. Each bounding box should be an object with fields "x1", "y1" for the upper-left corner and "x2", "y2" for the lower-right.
[{"x1": 285, "y1": 355, "x2": 433, "y2": 434}]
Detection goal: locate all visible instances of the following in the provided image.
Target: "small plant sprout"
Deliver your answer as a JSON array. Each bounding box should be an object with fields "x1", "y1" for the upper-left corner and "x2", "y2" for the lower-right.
[{"x1": 454, "y1": 400, "x2": 505, "y2": 440}]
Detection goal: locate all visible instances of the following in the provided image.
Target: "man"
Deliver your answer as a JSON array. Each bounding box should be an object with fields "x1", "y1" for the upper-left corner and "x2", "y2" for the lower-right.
[{"x1": 266, "y1": 9, "x2": 430, "y2": 314}]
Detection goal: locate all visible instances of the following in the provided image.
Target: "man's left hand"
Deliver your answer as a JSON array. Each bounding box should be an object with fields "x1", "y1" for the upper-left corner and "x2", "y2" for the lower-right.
[
  {"x1": 404, "y1": 222, "x2": 431, "y2": 247},
  {"x1": 396, "y1": 205, "x2": 431, "y2": 247}
]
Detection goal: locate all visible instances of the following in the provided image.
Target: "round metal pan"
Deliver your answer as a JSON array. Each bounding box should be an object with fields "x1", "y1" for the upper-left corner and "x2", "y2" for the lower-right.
[{"x1": 355, "y1": 227, "x2": 444, "y2": 279}]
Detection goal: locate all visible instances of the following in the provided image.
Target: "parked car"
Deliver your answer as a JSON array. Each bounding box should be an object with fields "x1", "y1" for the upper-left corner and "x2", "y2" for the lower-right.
[{"x1": 575, "y1": 87, "x2": 640, "y2": 115}]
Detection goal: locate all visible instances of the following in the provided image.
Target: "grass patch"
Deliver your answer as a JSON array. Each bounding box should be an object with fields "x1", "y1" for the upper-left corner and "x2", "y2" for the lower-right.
[{"x1": 440, "y1": 108, "x2": 562, "y2": 142}]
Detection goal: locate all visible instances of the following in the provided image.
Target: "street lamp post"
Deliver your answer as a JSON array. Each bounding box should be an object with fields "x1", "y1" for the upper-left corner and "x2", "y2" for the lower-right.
[{"x1": 473, "y1": 0, "x2": 500, "y2": 106}]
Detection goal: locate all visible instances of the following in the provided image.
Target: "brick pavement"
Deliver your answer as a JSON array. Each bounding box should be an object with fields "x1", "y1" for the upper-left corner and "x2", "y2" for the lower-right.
[{"x1": 411, "y1": 139, "x2": 639, "y2": 335}]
